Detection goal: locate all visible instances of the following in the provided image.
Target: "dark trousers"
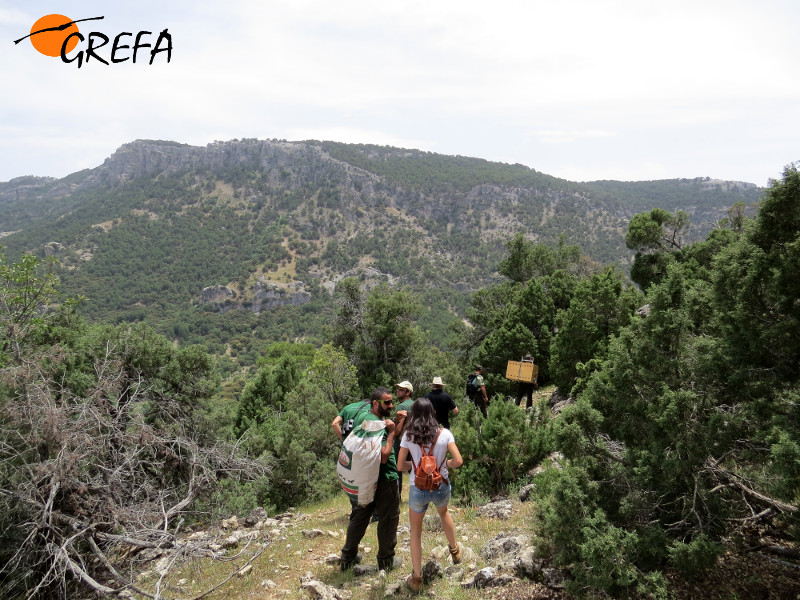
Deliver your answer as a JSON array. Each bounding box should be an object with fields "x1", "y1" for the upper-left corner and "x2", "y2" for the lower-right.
[
  {"x1": 393, "y1": 437, "x2": 404, "y2": 495},
  {"x1": 516, "y1": 382, "x2": 535, "y2": 409},
  {"x1": 472, "y1": 394, "x2": 488, "y2": 418},
  {"x1": 341, "y1": 478, "x2": 400, "y2": 569}
]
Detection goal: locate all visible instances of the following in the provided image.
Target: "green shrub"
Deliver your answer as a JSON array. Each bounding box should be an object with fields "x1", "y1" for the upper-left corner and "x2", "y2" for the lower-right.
[{"x1": 668, "y1": 535, "x2": 723, "y2": 579}]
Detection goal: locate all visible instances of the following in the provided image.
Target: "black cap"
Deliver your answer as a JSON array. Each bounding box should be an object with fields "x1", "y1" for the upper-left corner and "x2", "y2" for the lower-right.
[{"x1": 475, "y1": 365, "x2": 483, "y2": 371}]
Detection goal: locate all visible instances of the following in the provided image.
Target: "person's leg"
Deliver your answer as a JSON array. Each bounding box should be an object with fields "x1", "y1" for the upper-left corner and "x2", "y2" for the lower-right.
[
  {"x1": 374, "y1": 479, "x2": 400, "y2": 569},
  {"x1": 340, "y1": 501, "x2": 373, "y2": 569},
  {"x1": 394, "y1": 437, "x2": 403, "y2": 496},
  {"x1": 478, "y1": 396, "x2": 488, "y2": 418},
  {"x1": 431, "y1": 483, "x2": 457, "y2": 548},
  {"x1": 526, "y1": 383, "x2": 534, "y2": 410},
  {"x1": 408, "y1": 504, "x2": 425, "y2": 578},
  {"x1": 435, "y1": 503, "x2": 457, "y2": 549},
  {"x1": 432, "y1": 483, "x2": 461, "y2": 563}
]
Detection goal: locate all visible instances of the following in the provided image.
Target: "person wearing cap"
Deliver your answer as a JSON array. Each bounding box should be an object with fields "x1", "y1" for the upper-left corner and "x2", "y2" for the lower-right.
[
  {"x1": 393, "y1": 381, "x2": 414, "y2": 494},
  {"x1": 424, "y1": 376, "x2": 458, "y2": 429},
  {"x1": 472, "y1": 366, "x2": 489, "y2": 418}
]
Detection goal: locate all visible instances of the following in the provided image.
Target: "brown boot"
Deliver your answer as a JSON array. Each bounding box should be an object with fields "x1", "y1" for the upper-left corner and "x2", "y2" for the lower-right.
[
  {"x1": 406, "y1": 573, "x2": 423, "y2": 593},
  {"x1": 449, "y1": 543, "x2": 462, "y2": 564}
]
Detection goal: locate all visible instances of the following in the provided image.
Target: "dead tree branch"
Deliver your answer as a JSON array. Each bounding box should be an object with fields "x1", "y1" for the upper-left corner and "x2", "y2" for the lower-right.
[{"x1": 704, "y1": 457, "x2": 798, "y2": 515}]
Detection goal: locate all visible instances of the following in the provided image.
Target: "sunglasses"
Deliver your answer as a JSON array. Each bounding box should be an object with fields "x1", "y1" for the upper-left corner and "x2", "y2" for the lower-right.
[{"x1": 382, "y1": 399, "x2": 394, "y2": 406}]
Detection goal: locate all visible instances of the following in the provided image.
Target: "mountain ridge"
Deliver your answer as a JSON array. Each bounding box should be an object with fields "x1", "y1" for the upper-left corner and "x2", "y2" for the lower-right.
[{"x1": 0, "y1": 138, "x2": 764, "y2": 364}]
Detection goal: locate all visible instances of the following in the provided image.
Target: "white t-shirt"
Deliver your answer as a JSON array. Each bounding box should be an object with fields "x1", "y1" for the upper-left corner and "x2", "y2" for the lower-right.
[{"x1": 400, "y1": 428, "x2": 455, "y2": 488}]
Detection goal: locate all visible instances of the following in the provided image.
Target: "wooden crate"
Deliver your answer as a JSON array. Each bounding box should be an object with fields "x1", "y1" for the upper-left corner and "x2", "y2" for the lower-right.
[{"x1": 505, "y1": 360, "x2": 538, "y2": 384}]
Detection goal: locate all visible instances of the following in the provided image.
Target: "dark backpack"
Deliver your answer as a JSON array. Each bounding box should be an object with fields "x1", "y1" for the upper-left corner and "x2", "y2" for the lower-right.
[
  {"x1": 410, "y1": 429, "x2": 446, "y2": 491},
  {"x1": 465, "y1": 373, "x2": 479, "y2": 398}
]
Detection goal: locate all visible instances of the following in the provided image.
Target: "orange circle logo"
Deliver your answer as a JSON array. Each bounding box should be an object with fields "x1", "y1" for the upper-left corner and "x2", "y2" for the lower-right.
[{"x1": 29, "y1": 14, "x2": 80, "y2": 57}]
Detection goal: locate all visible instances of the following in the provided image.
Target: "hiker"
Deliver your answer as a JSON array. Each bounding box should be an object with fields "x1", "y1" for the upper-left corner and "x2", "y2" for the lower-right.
[
  {"x1": 424, "y1": 376, "x2": 458, "y2": 429},
  {"x1": 393, "y1": 380, "x2": 415, "y2": 494},
  {"x1": 396, "y1": 397, "x2": 463, "y2": 593},
  {"x1": 514, "y1": 354, "x2": 537, "y2": 410},
  {"x1": 340, "y1": 387, "x2": 407, "y2": 572},
  {"x1": 467, "y1": 365, "x2": 489, "y2": 418}
]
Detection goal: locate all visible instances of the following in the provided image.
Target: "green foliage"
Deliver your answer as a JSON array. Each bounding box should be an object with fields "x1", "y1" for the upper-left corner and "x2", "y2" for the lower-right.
[
  {"x1": 534, "y1": 464, "x2": 599, "y2": 566},
  {"x1": 237, "y1": 377, "x2": 340, "y2": 510},
  {"x1": 550, "y1": 267, "x2": 642, "y2": 394},
  {"x1": 0, "y1": 249, "x2": 63, "y2": 365},
  {"x1": 667, "y1": 535, "x2": 723, "y2": 579},
  {"x1": 451, "y1": 399, "x2": 554, "y2": 504},
  {"x1": 626, "y1": 208, "x2": 689, "y2": 253},
  {"x1": 308, "y1": 344, "x2": 360, "y2": 407},
  {"x1": 467, "y1": 243, "x2": 585, "y2": 392},
  {"x1": 626, "y1": 208, "x2": 690, "y2": 289},
  {"x1": 5, "y1": 145, "x2": 796, "y2": 599},
  {"x1": 449, "y1": 403, "x2": 492, "y2": 504},
  {"x1": 572, "y1": 510, "x2": 642, "y2": 595},
  {"x1": 713, "y1": 163, "x2": 800, "y2": 394},
  {"x1": 198, "y1": 476, "x2": 274, "y2": 519},
  {"x1": 329, "y1": 279, "x2": 427, "y2": 392},
  {"x1": 539, "y1": 165, "x2": 800, "y2": 596},
  {"x1": 236, "y1": 353, "x2": 302, "y2": 434}
]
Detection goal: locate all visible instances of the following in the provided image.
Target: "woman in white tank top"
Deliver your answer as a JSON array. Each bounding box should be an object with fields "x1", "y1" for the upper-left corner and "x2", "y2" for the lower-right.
[{"x1": 397, "y1": 397, "x2": 463, "y2": 592}]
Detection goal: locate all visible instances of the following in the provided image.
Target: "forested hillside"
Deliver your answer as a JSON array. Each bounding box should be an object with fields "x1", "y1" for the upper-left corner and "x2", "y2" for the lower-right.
[
  {"x1": 0, "y1": 155, "x2": 796, "y2": 600},
  {"x1": 0, "y1": 139, "x2": 761, "y2": 369}
]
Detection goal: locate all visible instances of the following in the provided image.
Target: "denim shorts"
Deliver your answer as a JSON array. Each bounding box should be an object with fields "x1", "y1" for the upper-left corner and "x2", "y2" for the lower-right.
[{"x1": 408, "y1": 481, "x2": 451, "y2": 514}]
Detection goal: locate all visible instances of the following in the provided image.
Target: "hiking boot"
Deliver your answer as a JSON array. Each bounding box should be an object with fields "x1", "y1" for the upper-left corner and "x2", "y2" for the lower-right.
[
  {"x1": 449, "y1": 543, "x2": 462, "y2": 564},
  {"x1": 406, "y1": 573, "x2": 423, "y2": 593},
  {"x1": 377, "y1": 556, "x2": 402, "y2": 571},
  {"x1": 339, "y1": 554, "x2": 362, "y2": 571}
]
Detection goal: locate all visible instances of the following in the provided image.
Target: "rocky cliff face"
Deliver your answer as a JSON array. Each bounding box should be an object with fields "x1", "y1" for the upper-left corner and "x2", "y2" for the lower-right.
[
  {"x1": 0, "y1": 138, "x2": 764, "y2": 319},
  {"x1": 81, "y1": 138, "x2": 377, "y2": 195},
  {"x1": 0, "y1": 176, "x2": 70, "y2": 205},
  {"x1": 199, "y1": 278, "x2": 311, "y2": 313}
]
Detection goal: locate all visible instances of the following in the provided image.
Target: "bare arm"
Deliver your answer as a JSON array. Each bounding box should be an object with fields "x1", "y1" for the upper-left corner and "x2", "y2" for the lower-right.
[
  {"x1": 331, "y1": 415, "x2": 343, "y2": 441},
  {"x1": 381, "y1": 420, "x2": 397, "y2": 463},
  {"x1": 394, "y1": 410, "x2": 408, "y2": 436},
  {"x1": 446, "y1": 441, "x2": 463, "y2": 470},
  {"x1": 396, "y1": 446, "x2": 411, "y2": 472}
]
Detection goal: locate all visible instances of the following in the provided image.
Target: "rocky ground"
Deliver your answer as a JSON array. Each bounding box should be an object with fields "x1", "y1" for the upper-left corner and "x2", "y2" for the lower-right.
[{"x1": 121, "y1": 484, "x2": 800, "y2": 600}]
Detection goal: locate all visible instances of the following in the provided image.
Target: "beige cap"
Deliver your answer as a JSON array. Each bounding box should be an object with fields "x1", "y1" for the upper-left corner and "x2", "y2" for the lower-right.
[{"x1": 395, "y1": 380, "x2": 414, "y2": 393}]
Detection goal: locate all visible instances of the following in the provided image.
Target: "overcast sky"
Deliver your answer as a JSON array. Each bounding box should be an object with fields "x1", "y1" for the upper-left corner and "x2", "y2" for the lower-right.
[{"x1": 1, "y1": 0, "x2": 798, "y2": 186}]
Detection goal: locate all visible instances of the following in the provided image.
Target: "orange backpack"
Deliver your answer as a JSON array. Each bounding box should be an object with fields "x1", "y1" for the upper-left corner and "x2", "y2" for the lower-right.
[{"x1": 411, "y1": 429, "x2": 446, "y2": 491}]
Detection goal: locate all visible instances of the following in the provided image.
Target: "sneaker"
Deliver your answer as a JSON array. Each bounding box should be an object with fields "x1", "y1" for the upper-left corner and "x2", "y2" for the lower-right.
[
  {"x1": 449, "y1": 543, "x2": 462, "y2": 564},
  {"x1": 406, "y1": 573, "x2": 423, "y2": 593}
]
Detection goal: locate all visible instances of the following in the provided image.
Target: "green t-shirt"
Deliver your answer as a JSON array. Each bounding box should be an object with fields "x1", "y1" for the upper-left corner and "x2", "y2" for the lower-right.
[
  {"x1": 396, "y1": 398, "x2": 414, "y2": 413},
  {"x1": 354, "y1": 411, "x2": 398, "y2": 482},
  {"x1": 338, "y1": 400, "x2": 370, "y2": 440}
]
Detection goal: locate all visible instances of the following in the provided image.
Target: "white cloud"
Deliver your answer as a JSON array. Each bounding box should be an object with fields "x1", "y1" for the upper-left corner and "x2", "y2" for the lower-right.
[{"x1": 0, "y1": 0, "x2": 798, "y2": 184}]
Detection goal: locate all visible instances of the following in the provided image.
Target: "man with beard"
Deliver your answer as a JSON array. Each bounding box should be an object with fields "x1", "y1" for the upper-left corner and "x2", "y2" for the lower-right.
[{"x1": 340, "y1": 387, "x2": 407, "y2": 572}]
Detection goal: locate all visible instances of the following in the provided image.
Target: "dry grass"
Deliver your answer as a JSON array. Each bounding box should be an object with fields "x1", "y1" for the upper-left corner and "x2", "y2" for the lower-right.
[{"x1": 133, "y1": 487, "x2": 542, "y2": 600}]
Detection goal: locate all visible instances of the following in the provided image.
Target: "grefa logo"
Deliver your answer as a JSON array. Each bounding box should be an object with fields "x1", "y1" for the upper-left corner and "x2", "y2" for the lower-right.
[{"x1": 14, "y1": 14, "x2": 172, "y2": 68}]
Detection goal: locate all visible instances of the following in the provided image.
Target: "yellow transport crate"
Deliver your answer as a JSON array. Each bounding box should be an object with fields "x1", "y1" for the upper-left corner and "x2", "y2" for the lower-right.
[{"x1": 505, "y1": 360, "x2": 539, "y2": 384}]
